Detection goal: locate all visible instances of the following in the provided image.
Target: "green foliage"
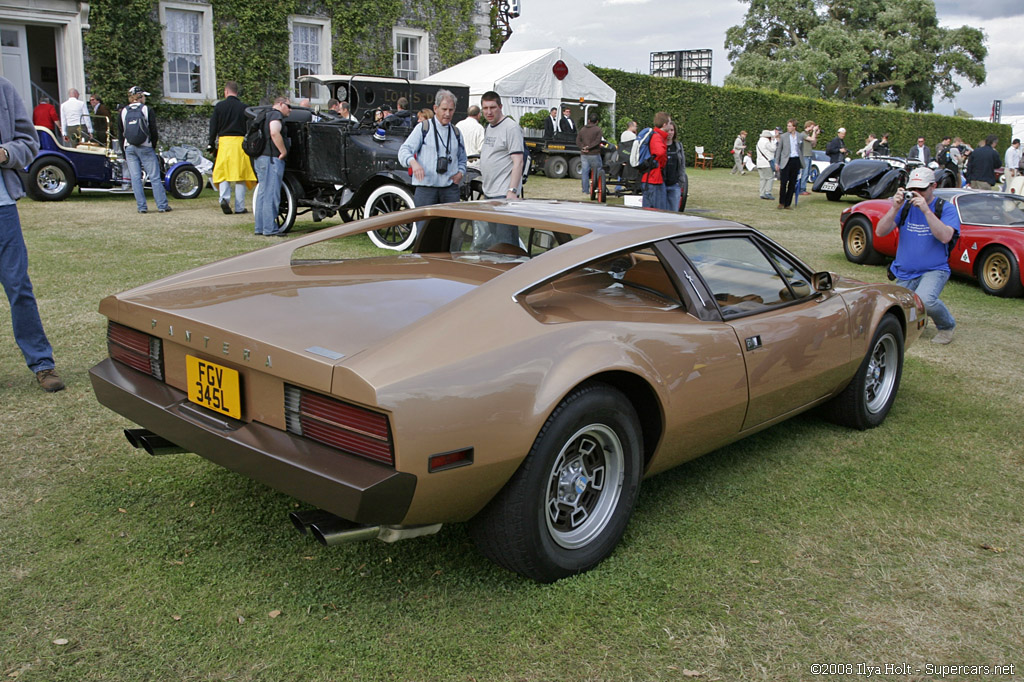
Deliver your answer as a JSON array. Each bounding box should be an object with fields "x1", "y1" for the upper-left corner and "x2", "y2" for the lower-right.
[
  {"x1": 213, "y1": 1, "x2": 295, "y2": 105},
  {"x1": 83, "y1": 0, "x2": 165, "y2": 111},
  {"x1": 518, "y1": 111, "x2": 548, "y2": 130},
  {"x1": 723, "y1": 0, "x2": 987, "y2": 112},
  {"x1": 591, "y1": 66, "x2": 1010, "y2": 168}
]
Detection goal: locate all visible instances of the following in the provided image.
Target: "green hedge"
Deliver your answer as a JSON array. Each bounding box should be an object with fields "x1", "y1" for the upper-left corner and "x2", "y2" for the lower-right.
[{"x1": 591, "y1": 67, "x2": 1011, "y2": 167}]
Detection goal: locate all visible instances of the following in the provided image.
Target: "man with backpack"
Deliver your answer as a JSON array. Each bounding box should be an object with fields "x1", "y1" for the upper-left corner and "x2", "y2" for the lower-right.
[
  {"x1": 398, "y1": 88, "x2": 466, "y2": 209},
  {"x1": 252, "y1": 97, "x2": 291, "y2": 236},
  {"x1": 640, "y1": 112, "x2": 670, "y2": 210},
  {"x1": 875, "y1": 167, "x2": 959, "y2": 345},
  {"x1": 120, "y1": 86, "x2": 170, "y2": 214}
]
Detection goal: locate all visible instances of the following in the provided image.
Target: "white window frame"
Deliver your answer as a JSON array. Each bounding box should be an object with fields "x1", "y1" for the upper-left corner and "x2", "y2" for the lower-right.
[
  {"x1": 393, "y1": 26, "x2": 429, "y2": 80},
  {"x1": 288, "y1": 16, "x2": 332, "y2": 103},
  {"x1": 158, "y1": 1, "x2": 217, "y2": 103}
]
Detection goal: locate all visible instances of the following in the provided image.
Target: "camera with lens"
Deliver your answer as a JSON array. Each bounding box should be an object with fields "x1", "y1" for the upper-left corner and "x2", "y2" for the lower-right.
[{"x1": 436, "y1": 156, "x2": 449, "y2": 174}]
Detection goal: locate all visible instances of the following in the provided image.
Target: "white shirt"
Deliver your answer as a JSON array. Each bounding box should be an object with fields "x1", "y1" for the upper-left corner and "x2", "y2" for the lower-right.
[
  {"x1": 456, "y1": 117, "x2": 484, "y2": 158},
  {"x1": 1005, "y1": 145, "x2": 1021, "y2": 172},
  {"x1": 60, "y1": 97, "x2": 93, "y2": 133}
]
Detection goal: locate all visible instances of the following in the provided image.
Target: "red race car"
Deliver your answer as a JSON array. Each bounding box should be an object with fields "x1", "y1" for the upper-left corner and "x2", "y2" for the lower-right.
[{"x1": 841, "y1": 189, "x2": 1024, "y2": 298}]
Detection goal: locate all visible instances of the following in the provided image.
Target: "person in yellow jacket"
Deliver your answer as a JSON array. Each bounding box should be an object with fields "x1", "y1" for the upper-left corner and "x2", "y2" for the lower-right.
[{"x1": 208, "y1": 81, "x2": 257, "y2": 214}]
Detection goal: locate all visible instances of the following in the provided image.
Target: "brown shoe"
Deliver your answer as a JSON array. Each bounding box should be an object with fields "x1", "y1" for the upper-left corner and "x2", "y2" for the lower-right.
[
  {"x1": 931, "y1": 329, "x2": 954, "y2": 345},
  {"x1": 36, "y1": 369, "x2": 66, "y2": 392}
]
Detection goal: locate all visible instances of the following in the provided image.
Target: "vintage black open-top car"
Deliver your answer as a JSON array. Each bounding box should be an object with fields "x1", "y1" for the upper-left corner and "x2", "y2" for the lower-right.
[
  {"x1": 811, "y1": 155, "x2": 956, "y2": 202},
  {"x1": 252, "y1": 76, "x2": 475, "y2": 250}
]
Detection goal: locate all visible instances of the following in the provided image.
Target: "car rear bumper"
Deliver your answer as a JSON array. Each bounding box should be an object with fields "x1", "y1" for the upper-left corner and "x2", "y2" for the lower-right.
[{"x1": 89, "y1": 358, "x2": 416, "y2": 524}]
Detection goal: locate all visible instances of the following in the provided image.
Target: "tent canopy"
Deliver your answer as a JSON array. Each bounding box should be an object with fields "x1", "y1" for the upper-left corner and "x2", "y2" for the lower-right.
[{"x1": 422, "y1": 48, "x2": 616, "y2": 126}]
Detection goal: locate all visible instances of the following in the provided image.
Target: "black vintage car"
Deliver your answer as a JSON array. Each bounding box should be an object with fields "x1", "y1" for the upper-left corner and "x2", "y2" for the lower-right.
[
  {"x1": 811, "y1": 156, "x2": 956, "y2": 202},
  {"x1": 252, "y1": 75, "x2": 473, "y2": 250}
]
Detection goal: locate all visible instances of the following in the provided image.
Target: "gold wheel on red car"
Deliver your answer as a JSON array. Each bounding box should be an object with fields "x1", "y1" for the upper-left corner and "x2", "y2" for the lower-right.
[
  {"x1": 842, "y1": 215, "x2": 885, "y2": 265},
  {"x1": 978, "y1": 246, "x2": 1023, "y2": 297}
]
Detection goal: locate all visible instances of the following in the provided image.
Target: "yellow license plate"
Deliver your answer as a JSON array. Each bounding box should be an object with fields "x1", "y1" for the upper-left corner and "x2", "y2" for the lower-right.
[{"x1": 186, "y1": 356, "x2": 241, "y2": 419}]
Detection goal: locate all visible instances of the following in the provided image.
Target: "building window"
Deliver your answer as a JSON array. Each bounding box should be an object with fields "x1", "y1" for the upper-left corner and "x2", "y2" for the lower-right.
[
  {"x1": 393, "y1": 27, "x2": 428, "y2": 80},
  {"x1": 289, "y1": 17, "x2": 331, "y2": 101},
  {"x1": 159, "y1": 2, "x2": 216, "y2": 101}
]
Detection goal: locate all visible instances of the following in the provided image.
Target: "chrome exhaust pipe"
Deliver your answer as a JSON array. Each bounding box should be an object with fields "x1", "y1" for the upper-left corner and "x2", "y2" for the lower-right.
[
  {"x1": 123, "y1": 428, "x2": 186, "y2": 456},
  {"x1": 288, "y1": 509, "x2": 340, "y2": 535},
  {"x1": 309, "y1": 518, "x2": 382, "y2": 546}
]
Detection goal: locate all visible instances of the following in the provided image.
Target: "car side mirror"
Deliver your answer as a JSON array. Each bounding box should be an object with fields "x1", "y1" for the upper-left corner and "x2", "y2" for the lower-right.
[{"x1": 812, "y1": 271, "x2": 833, "y2": 291}]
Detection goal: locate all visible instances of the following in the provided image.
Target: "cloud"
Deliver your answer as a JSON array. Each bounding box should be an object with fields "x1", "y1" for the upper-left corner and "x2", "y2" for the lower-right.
[{"x1": 603, "y1": 0, "x2": 650, "y2": 5}]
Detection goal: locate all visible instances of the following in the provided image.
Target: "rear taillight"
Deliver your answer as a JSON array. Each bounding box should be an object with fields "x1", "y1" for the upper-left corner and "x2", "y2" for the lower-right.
[
  {"x1": 107, "y1": 321, "x2": 164, "y2": 380},
  {"x1": 284, "y1": 385, "x2": 394, "y2": 466}
]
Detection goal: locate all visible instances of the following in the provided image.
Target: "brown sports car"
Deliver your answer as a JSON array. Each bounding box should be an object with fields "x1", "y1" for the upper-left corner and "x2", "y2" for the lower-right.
[{"x1": 90, "y1": 201, "x2": 926, "y2": 582}]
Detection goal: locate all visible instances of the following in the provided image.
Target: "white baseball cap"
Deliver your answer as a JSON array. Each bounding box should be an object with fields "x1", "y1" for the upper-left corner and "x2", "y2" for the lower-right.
[
  {"x1": 906, "y1": 166, "x2": 936, "y2": 189},
  {"x1": 837, "y1": 127, "x2": 846, "y2": 133}
]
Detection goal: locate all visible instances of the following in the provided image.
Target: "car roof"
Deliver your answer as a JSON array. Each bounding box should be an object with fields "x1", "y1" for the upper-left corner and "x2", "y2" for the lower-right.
[
  {"x1": 933, "y1": 188, "x2": 1013, "y2": 201},
  {"x1": 413, "y1": 200, "x2": 740, "y2": 239}
]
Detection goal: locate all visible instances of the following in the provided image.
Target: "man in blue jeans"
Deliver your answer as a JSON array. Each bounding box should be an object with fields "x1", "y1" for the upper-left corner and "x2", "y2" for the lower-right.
[
  {"x1": 254, "y1": 97, "x2": 291, "y2": 236},
  {"x1": 120, "y1": 86, "x2": 171, "y2": 214},
  {"x1": 0, "y1": 76, "x2": 65, "y2": 391},
  {"x1": 875, "y1": 167, "x2": 959, "y2": 344}
]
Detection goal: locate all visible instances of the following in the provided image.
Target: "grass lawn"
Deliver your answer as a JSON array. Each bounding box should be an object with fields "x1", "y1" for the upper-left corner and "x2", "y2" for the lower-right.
[{"x1": 1, "y1": 172, "x2": 1021, "y2": 681}]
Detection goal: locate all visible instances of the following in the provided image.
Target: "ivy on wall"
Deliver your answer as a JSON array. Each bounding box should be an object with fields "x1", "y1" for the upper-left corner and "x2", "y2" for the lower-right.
[
  {"x1": 83, "y1": 0, "x2": 484, "y2": 120},
  {"x1": 83, "y1": 0, "x2": 165, "y2": 113}
]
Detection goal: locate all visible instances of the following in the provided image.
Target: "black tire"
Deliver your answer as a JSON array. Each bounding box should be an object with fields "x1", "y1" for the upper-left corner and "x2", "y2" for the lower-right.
[
  {"x1": 842, "y1": 215, "x2": 886, "y2": 265},
  {"x1": 568, "y1": 157, "x2": 583, "y2": 180},
  {"x1": 823, "y1": 315, "x2": 904, "y2": 430},
  {"x1": 27, "y1": 157, "x2": 75, "y2": 201},
  {"x1": 826, "y1": 190, "x2": 843, "y2": 202},
  {"x1": 251, "y1": 178, "x2": 298, "y2": 233},
  {"x1": 976, "y1": 245, "x2": 1023, "y2": 297},
  {"x1": 543, "y1": 156, "x2": 568, "y2": 179},
  {"x1": 167, "y1": 165, "x2": 203, "y2": 200},
  {"x1": 469, "y1": 383, "x2": 643, "y2": 582},
  {"x1": 364, "y1": 184, "x2": 416, "y2": 250}
]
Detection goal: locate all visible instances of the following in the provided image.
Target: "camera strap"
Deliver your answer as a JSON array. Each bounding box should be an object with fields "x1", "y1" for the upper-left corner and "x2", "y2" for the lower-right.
[{"x1": 432, "y1": 119, "x2": 452, "y2": 162}]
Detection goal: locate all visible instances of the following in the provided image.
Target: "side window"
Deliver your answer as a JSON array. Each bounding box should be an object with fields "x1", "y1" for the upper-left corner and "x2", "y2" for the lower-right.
[
  {"x1": 678, "y1": 236, "x2": 810, "y2": 316},
  {"x1": 448, "y1": 221, "x2": 573, "y2": 258},
  {"x1": 532, "y1": 247, "x2": 682, "y2": 308}
]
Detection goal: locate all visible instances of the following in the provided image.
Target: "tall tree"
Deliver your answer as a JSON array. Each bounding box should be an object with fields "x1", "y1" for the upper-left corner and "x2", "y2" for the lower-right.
[{"x1": 723, "y1": 0, "x2": 986, "y2": 112}]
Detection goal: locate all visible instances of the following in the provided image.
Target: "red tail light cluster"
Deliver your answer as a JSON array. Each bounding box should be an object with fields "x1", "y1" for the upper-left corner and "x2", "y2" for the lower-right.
[
  {"x1": 108, "y1": 321, "x2": 164, "y2": 380},
  {"x1": 284, "y1": 385, "x2": 394, "y2": 466}
]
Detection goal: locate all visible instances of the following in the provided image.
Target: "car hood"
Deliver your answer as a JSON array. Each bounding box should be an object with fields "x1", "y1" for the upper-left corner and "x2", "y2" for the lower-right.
[
  {"x1": 840, "y1": 159, "x2": 891, "y2": 188},
  {"x1": 107, "y1": 253, "x2": 520, "y2": 365}
]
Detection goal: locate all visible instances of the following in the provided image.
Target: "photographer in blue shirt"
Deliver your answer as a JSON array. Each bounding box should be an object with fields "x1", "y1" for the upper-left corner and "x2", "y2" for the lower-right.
[{"x1": 875, "y1": 167, "x2": 959, "y2": 344}]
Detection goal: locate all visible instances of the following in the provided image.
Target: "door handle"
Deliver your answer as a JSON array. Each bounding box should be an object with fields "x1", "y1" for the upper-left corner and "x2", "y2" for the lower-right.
[{"x1": 745, "y1": 335, "x2": 762, "y2": 351}]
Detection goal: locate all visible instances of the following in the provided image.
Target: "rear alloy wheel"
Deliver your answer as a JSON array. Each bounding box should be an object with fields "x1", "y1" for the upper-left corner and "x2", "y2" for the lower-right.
[
  {"x1": 364, "y1": 184, "x2": 417, "y2": 250},
  {"x1": 843, "y1": 215, "x2": 886, "y2": 265},
  {"x1": 808, "y1": 166, "x2": 820, "y2": 185},
  {"x1": 977, "y1": 246, "x2": 1023, "y2": 298},
  {"x1": 27, "y1": 157, "x2": 75, "y2": 201},
  {"x1": 823, "y1": 315, "x2": 904, "y2": 430},
  {"x1": 469, "y1": 383, "x2": 643, "y2": 582},
  {"x1": 251, "y1": 179, "x2": 298, "y2": 233},
  {"x1": 543, "y1": 156, "x2": 568, "y2": 179},
  {"x1": 167, "y1": 165, "x2": 203, "y2": 200}
]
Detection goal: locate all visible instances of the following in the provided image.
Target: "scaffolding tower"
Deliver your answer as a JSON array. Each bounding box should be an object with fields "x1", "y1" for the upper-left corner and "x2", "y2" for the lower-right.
[{"x1": 650, "y1": 50, "x2": 712, "y2": 84}]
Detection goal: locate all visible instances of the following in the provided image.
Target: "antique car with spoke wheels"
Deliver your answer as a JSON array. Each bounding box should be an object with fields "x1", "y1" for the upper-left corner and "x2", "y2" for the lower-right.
[
  {"x1": 90, "y1": 201, "x2": 925, "y2": 582},
  {"x1": 22, "y1": 122, "x2": 205, "y2": 202},
  {"x1": 840, "y1": 189, "x2": 1024, "y2": 297},
  {"x1": 248, "y1": 75, "x2": 472, "y2": 248}
]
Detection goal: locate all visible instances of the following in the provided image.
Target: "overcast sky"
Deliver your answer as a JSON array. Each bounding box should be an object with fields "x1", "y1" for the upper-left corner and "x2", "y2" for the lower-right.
[{"x1": 502, "y1": 0, "x2": 1024, "y2": 120}]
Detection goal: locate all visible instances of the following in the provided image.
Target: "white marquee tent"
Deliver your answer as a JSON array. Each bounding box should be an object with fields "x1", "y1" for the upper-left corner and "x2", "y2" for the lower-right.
[{"x1": 423, "y1": 47, "x2": 617, "y2": 129}]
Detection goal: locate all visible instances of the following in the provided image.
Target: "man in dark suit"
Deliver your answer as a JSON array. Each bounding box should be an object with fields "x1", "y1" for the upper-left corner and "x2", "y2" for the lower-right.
[
  {"x1": 88, "y1": 94, "x2": 111, "y2": 145},
  {"x1": 543, "y1": 107, "x2": 558, "y2": 139},
  {"x1": 559, "y1": 107, "x2": 575, "y2": 135},
  {"x1": 773, "y1": 118, "x2": 806, "y2": 209},
  {"x1": 907, "y1": 137, "x2": 931, "y2": 165}
]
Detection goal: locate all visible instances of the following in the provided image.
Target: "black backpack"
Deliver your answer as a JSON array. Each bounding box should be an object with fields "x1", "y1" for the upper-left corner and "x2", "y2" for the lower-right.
[
  {"x1": 936, "y1": 146, "x2": 952, "y2": 165},
  {"x1": 123, "y1": 105, "x2": 150, "y2": 146},
  {"x1": 242, "y1": 109, "x2": 269, "y2": 157}
]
